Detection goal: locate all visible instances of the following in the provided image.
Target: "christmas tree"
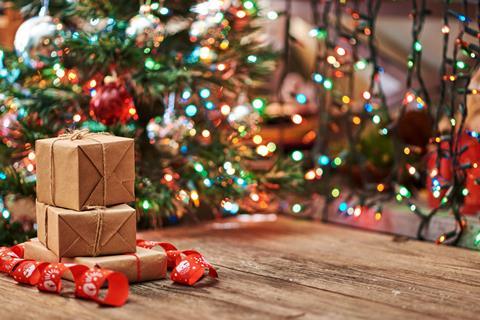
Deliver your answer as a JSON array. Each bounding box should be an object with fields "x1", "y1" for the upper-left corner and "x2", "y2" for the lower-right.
[{"x1": 0, "y1": 0, "x2": 303, "y2": 243}]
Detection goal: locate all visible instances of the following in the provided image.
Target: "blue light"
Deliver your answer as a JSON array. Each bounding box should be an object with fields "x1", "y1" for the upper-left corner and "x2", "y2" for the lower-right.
[
  {"x1": 313, "y1": 73, "x2": 323, "y2": 83},
  {"x1": 0, "y1": 172, "x2": 6, "y2": 180},
  {"x1": 159, "y1": 7, "x2": 169, "y2": 15},
  {"x1": 205, "y1": 101, "x2": 215, "y2": 110},
  {"x1": 199, "y1": 88, "x2": 211, "y2": 99},
  {"x1": 459, "y1": 14, "x2": 466, "y2": 22},
  {"x1": 318, "y1": 155, "x2": 330, "y2": 166},
  {"x1": 185, "y1": 104, "x2": 198, "y2": 117},
  {"x1": 230, "y1": 203, "x2": 239, "y2": 214},
  {"x1": 338, "y1": 202, "x2": 348, "y2": 212},
  {"x1": 364, "y1": 103, "x2": 373, "y2": 112},
  {"x1": 180, "y1": 145, "x2": 188, "y2": 154},
  {"x1": 296, "y1": 93, "x2": 307, "y2": 104}
]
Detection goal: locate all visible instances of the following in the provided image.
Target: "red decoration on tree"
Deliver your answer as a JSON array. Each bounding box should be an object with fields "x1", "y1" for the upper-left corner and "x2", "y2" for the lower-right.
[
  {"x1": 427, "y1": 133, "x2": 480, "y2": 215},
  {"x1": 89, "y1": 82, "x2": 135, "y2": 125}
]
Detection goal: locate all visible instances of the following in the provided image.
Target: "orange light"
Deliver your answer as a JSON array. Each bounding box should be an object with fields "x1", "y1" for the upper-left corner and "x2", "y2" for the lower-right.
[
  {"x1": 352, "y1": 116, "x2": 361, "y2": 125},
  {"x1": 374, "y1": 212, "x2": 382, "y2": 221},
  {"x1": 305, "y1": 170, "x2": 316, "y2": 180},
  {"x1": 377, "y1": 184, "x2": 385, "y2": 192}
]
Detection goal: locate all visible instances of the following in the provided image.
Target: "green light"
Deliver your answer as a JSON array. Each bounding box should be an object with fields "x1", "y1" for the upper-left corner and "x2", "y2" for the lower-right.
[
  {"x1": 407, "y1": 59, "x2": 414, "y2": 69},
  {"x1": 414, "y1": 41, "x2": 422, "y2": 52},
  {"x1": 142, "y1": 200, "x2": 151, "y2": 210},
  {"x1": 462, "y1": 188, "x2": 469, "y2": 196},
  {"x1": 247, "y1": 55, "x2": 257, "y2": 63},
  {"x1": 292, "y1": 203, "x2": 302, "y2": 213},
  {"x1": 354, "y1": 60, "x2": 367, "y2": 70},
  {"x1": 252, "y1": 98, "x2": 265, "y2": 110},
  {"x1": 441, "y1": 197, "x2": 448, "y2": 204},
  {"x1": 323, "y1": 79, "x2": 333, "y2": 90},
  {"x1": 456, "y1": 61, "x2": 466, "y2": 69},
  {"x1": 331, "y1": 188, "x2": 340, "y2": 198},
  {"x1": 194, "y1": 163, "x2": 204, "y2": 173},
  {"x1": 145, "y1": 58, "x2": 155, "y2": 70},
  {"x1": 151, "y1": 3, "x2": 159, "y2": 10},
  {"x1": 333, "y1": 157, "x2": 342, "y2": 166},
  {"x1": 291, "y1": 150, "x2": 304, "y2": 162},
  {"x1": 143, "y1": 48, "x2": 151, "y2": 54},
  {"x1": 395, "y1": 194, "x2": 403, "y2": 202},
  {"x1": 399, "y1": 186, "x2": 411, "y2": 198},
  {"x1": 474, "y1": 232, "x2": 480, "y2": 246},
  {"x1": 243, "y1": 0, "x2": 255, "y2": 10}
]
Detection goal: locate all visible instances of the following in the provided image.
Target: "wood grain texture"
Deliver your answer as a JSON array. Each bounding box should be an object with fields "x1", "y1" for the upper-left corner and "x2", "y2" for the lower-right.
[{"x1": 1, "y1": 216, "x2": 479, "y2": 320}]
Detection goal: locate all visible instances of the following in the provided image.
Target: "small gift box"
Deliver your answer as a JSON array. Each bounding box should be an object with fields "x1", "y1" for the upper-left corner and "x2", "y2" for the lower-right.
[
  {"x1": 36, "y1": 131, "x2": 135, "y2": 211},
  {"x1": 24, "y1": 239, "x2": 167, "y2": 283},
  {"x1": 36, "y1": 200, "x2": 137, "y2": 257}
]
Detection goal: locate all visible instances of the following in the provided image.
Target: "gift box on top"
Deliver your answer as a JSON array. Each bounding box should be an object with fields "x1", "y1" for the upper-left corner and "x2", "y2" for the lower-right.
[
  {"x1": 36, "y1": 131, "x2": 135, "y2": 211},
  {"x1": 24, "y1": 239, "x2": 167, "y2": 283},
  {"x1": 36, "y1": 200, "x2": 137, "y2": 257}
]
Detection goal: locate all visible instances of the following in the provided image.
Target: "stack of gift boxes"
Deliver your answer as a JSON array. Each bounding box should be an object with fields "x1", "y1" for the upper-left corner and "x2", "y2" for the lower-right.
[{"x1": 23, "y1": 133, "x2": 167, "y2": 282}]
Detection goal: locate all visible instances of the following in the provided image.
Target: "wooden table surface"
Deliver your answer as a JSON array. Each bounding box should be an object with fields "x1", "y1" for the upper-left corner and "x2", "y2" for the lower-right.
[{"x1": 1, "y1": 215, "x2": 479, "y2": 320}]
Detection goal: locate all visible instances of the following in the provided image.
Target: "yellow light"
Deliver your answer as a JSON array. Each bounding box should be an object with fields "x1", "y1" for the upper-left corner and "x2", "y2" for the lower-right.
[
  {"x1": 327, "y1": 56, "x2": 336, "y2": 64},
  {"x1": 267, "y1": 142, "x2": 276, "y2": 152},
  {"x1": 220, "y1": 104, "x2": 231, "y2": 115},
  {"x1": 377, "y1": 184, "x2": 385, "y2": 192},
  {"x1": 217, "y1": 63, "x2": 226, "y2": 71},
  {"x1": 403, "y1": 147, "x2": 411, "y2": 155},
  {"x1": 374, "y1": 212, "x2": 382, "y2": 221},
  {"x1": 199, "y1": 46, "x2": 211, "y2": 60},
  {"x1": 435, "y1": 137, "x2": 441, "y2": 143},
  {"x1": 304, "y1": 170, "x2": 316, "y2": 180},
  {"x1": 67, "y1": 71, "x2": 77, "y2": 81},
  {"x1": 189, "y1": 128, "x2": 197, "y2": 136},
  {"x1": 253, "y1": 135, "x2": 263, "y2": 144},
  {"x1": 473, "y1": 163, "x2": 478, "y2": 169},
  {"x1": 256, "y1": 145, "x2": 269, "y2": 157},
  {"x1": 202, "y1": 130, "x2": 210, "y2": 138},
  {"x1": 191, "y1": 190, "x2": 200, "y2": 207},
  {"x1": 89, "y1": 80, "x2": 97, "y2": 88},
  {"x1": 219, "y1": 40, "x2": 229, "y2": 50},
  {"x1": 164, "y1": 174, "x2": 173, "y2": 182},
  {"x1": 291, "y1": 114, "x2": 303, "y2": 124},
  {"x1": 129, "y1": 107, "x2": 136, "y2": 115},
  {"x1": 73, "y1": 114, "x2": 81, "y2": 122},
  {"x1": 352, "y1": 116, "x2": 361, "y2": 125},
  {"x1": 342, "y1": 95, "x2": 350, "y2": 104},
  {"x1": 236, "y1": 10, "x2": 246, "y2": 18}
]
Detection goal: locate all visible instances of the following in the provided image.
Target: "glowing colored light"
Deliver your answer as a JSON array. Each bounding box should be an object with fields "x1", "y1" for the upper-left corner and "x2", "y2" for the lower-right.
[
  {"x1": 474, "y1": 232, "x2": 480, "y2": 246},
  {"x1": 462, "y1": 188, "x2": 469, "y2": 196},
  {"x1": 377, "y1": 184, "x2": 385, "y2": 192},
  {"x1": 327, "y1": 56, "x2": 337, "y2": 64},
  {"x1": 253, "y1": 135, "x2": 263, "y2": 144},
  {"x1": 267, "y1": 11, "x2": 278, "y2": 20},
  {"x1": 313, "y1": 73, "x2": 323, "y2": 83},
  {"x1": 414, "y1": 41, "x2": 422, "y2": 52},
  {"x1": 342, "y1": 96, "x2": 350, "y2": 104},
  {"x1": 182, "y1": 91, "x2": 192, "y2": 100},
  {"x1": 2, "y1": 209, "x2": 10, "y2": 219},
  {"x1": 73, "y1": 114, "x2": 81, "y2": 122},
  {"x1": 364, "y1": 103, "x2": 373, "y2": 112},
  {"x1": 355, "y1": 60, "x2": 367, "y2": 70},
  {"x1": 331, "y1": 188, "x2": 340, "y2": 198},
  {"x1": 353, "y1": 207, "x2": 362, "y2": 217},
  {"x1": 305, "y1": 170, "x2": 316, "y2": 180},
  {"x1": 267, "y1": 142, "x2": 276, "y2": 152},
  {"x1": 296, "y1": 94, "x2": 307, "y2": 104},
  {"x1": 403, "y1": 147, "x2": 411, "y2": 155},
  {"x1": 256, "y1": 145, "x2": 269, "y2": 157},
  {"x1": 250, "y1": 193, "x2": 260, "y2": 201},
  {"x1": 437, "y1": 234, "x2": 446, "y2": 244},
  {"x1": 333, "y1": 157, "x2": 342, "y2": 166},
  {"x1": 372, "y1": 115, "x2": 381, "y2": 124},
  {"x1": 89, "y1": 80, "x2": 97, "y2": 88},
  {"x1": 199, "y1": 88, "x2": 211, "y2": 99},
  {"x1": 408, "y1": 166, "x2": 416, "y2": 175},
  {"x1": 145, "y1": 58, "x2": 155, "y2": 69},
  {"x1": 336, "y1": 47, "x2": 346, "y2": 56},
  {"x1": 323, "y1": 79, "x2": 333, "y2": 90},
  {"x1": 339, "y1": 202, "x2": 348, "y2": 211},
  {"x1": 142, "y1": 200, "x2": 151, "y2": 210},
  {"x1": 203, "y1": 178, "x2": 212, "y2": 187},
  {"x1": 291, "y1": 150, "x2": 304, "y2": 162},
  {"x1": 363, "y1": 91, "x2": 371, "y2": 100},
  {"x1": 185, "y1": 104, "x2": 198, "y2": 117},
  {"x1": 252, "y1": 98, "x2": 265, "y2": 110},
  {"x1": 375, "y1": 212, "x2": 382, "y2": 221},
  {"x1": 318, "y1": 155, "x2": 330, "y2": 166},
  {"x1": 194, "y1": 163, "x2": 204, "y2": 172},
  {"x1": 441, "y1": 25, "x2": 450, "y2": 34},
  {"x1": 159, "y1": 7, "x2": 169, "y2": 15},
  {"x1": 237, "y1": 10, "x2": 247, "y2": 18},
  {"x1": 292, "y1": 203, "x2": 302, "y2": 213},
  {"x1": 292, "y1": 114, "x2": 303, "y2": 124},
  {"x1": 220, "y1": 104, "x2": 231, "y2": 115},
  {"x1": 456, "y1": 61, "x2": 466, "y2": 69},
  {"x1": 407, "y1": 59, "x2": 414, "y2": 68},
  {"x1": 399, "y1": 186, "x2": 411, "y2": 198},
  {"x1": 243, "y1": 1, "x2": 254, "y2": 10},
  {"x1": 247, "y1": 55, "x2": 257, "y2": 63},
  {"x1": 202, "y1": 130, "x2": 210, "y2": 138},
  {"x1": 352, "y1": 116, "x2": 361, "y2": 125},
  {"x1": 28, "y1": 152, "x2": 35, "y2": 160}
]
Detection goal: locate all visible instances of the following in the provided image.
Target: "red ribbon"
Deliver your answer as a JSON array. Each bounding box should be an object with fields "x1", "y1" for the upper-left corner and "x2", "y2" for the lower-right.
[
  {"x1": 136, "y1": 239, "x2": 218, "y2": 285},
  {"x1": 0, "y1": 246, "x2": 129, "y2": 307}
]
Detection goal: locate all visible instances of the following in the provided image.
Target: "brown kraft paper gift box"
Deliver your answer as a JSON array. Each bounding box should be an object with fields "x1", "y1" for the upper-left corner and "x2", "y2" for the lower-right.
[
  {"x1": 35, "y1": 132, "x2": 135, "y2": 211},
  {"x1": 36, "y1": 200, "x2": 137, "y2": 257},
  {"x1": 24, "y1": 239, "x2": 167, "y2": 283}
]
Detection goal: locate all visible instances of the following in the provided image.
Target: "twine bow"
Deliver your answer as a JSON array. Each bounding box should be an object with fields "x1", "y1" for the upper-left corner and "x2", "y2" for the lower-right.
[{"x1": 49, "y1": 129, "x2": 111, "y2": 208}]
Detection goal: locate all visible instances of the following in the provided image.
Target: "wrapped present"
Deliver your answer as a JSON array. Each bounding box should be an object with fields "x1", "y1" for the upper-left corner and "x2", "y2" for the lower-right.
[
  {"x1": 36, "y1": 130, "x2": 135, "y2": 211},
  {"x1": 24, "y1": 239, "x2": 167, "y2": 283},
  {"x1": 36, "y1": 200, "x2": 136, "y2": 257}
]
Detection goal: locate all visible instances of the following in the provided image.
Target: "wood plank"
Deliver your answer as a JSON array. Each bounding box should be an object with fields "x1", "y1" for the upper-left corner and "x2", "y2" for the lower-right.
[{"x1": 0, "y1": 216, "x2": 479, "y2": 320}]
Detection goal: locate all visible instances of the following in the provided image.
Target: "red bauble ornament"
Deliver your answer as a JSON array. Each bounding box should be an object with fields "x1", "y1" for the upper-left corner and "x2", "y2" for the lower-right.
[
  {"x1": 427, "y1": 133, "x2": 480, "y2": 215},
  {"x1": 89, "y1": 82, "x2": 135, "y2": 125}
]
